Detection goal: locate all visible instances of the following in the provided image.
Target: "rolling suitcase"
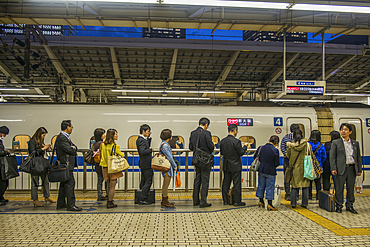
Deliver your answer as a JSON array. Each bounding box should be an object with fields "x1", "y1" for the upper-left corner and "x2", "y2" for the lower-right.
[
  {"x1": 318, "y1": 190, "x2": 335, "y2": 212},
  {"x1": 227, "y1": 188, "x2": 234, "y2": 205},
  {"x1": 135, "y1": 189, "x2": 155, "y2": 204}
]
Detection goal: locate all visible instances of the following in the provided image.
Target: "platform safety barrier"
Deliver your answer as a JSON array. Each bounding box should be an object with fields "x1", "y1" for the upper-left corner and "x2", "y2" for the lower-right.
[{"x1": 7, "y1": 148, "x2": 257, "y2": 192}]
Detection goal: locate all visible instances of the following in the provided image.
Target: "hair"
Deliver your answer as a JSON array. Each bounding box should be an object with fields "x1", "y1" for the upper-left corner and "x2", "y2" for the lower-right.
[
  {"x1": 94, "y1": 128, "x2": 105, "y2": 142},
  {"x1": 160, "y1": 129, "x2": 172, "y2": 141},
  {"x1": 199, "y1": 117, "x2": 210, "y2": 126},
  {"x1": 168, "y1": 136, "x2": 179, "y2": 149},
  {"x1": 269, "y1": 135, "x2": 280, "y2": 145},
  {"x1": 61, "y1": 120, "x2": 72, "y2": 131},
  {"x1": 228, "y1": 124, "x2": 238, "y2": 133},
  {"x1": 0, "y1": 126, "x2": 9, "y2": 134},
  {"x1": 104, "y1": 128, "x2": 117, "y2": 145},
  {"x1": 309, "y1": 130, "x2": 321, "y2": 144},
  {"x1": 31, "y1": 127, "x2": 48, "y2": 148},
  {"x1": 293, "y1": 129, "x2": 303, "y2": 144},
  {"x1": 330, "y1": 130, "x2": 341, "y2": 142},
  {"x1": 339, "y1": 123, "x2": 352, "y2": 132},
  {"x1": 139, "y1": 124, "x2": 151, "y2": 134},
  {"x1": 290, "y1": 124, "x2": 300, "y2": 133}
]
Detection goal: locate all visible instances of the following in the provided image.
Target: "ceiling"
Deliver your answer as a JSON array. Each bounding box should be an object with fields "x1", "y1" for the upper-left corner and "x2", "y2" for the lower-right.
[{"x1": 0, "y1": 0, "x2": 370, "y2": 104}]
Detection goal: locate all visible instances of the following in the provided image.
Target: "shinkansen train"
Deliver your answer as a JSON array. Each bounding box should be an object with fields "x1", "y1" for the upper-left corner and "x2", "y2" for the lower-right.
[{"x1": 0, "y1": 103, "x2": 369, "y2": 192}]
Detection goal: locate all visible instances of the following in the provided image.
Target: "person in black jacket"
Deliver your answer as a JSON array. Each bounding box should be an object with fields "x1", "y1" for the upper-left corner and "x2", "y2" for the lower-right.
[
  {"x1": 220, "y1": 124, "x2": 248, "y2": 206},
  {"x1": 136, "y1": 124, "x2": 154, "y2": 205},
  {"x1": 0, "y1": 126, "x2": 10, "y2": 206},
  {"x1": 255, "y1": 135, "x2": 280, "y2": 211},
  {"x1": 55, "y1": 120, "x2": 82, "y2": 211},
  {"x1": 92, "y1": 128, "x2": 107, "y2": 201},
  {"x1": 189, "y1": 117, "x2": 215, "y2": 208},
  {"x1": 28, "y1": 127, "x2": 56, "y2": 207}
]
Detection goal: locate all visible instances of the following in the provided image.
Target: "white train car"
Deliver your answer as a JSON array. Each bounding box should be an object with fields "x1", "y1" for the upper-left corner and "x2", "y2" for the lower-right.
[{"x1": 0, "y1": 103, "x2": 368, "y2": 191}]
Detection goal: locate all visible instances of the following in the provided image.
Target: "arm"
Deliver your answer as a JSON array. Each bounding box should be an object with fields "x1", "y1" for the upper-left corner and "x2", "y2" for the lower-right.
[
  {"x1": 57, "y1": 137, "x2": 77, "y2": 156},
  {"x1": 280, "y1": 136, "x2": 287, "y2": 156},
  {"x1": 28, "y1": 139, "x2": 44, "y2": 156},
  {"x1": 253, "y1": 146, "x2": 260, "y2": 159},
  {"x1": 235, "y1": 139, "x2": 247, "y2": 157},
  {"x1": 161, "y1": 144, "x2": 177, "y2": 170},
  {"x1": 319, "y1": 145, "x2": 327, "y2": 168},
  {"x1": 206, "y1": 131, "x2": 215, "y2": 153},
  {"x1": 0, "y1": 140, "x2": 9, "y2": 157},
  {"x1": 356, "y1": 142, "x2": 362, "y2": 176},
  {"x1": 189, "y1": 135, "x2": 194, "y2": 151},
  {"x1": 115, "y1": 144, "x2": 124, "y2": 157},
  {"x1": 330, "y1": 141, "x2": 337, "y2": 175},
  {"x1": 274, "y1": 149, "x2": 280, "y2": 167},
  {"x1": 286, "y1": 146, "x2": 291, "y2": 160},
  {"x1": 137, "y1": 138, "x2": 152, "y2": 156}
]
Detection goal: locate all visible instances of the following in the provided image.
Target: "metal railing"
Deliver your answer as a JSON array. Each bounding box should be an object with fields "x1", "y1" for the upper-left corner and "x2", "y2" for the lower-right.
[{"x1": 7, "y1": 148, "x2": 257, "y2": 192}]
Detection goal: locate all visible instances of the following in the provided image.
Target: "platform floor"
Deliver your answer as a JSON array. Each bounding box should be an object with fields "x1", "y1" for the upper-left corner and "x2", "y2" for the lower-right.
[{"x1": 1, "y1": 190, "x2": 370, "y2": 246}]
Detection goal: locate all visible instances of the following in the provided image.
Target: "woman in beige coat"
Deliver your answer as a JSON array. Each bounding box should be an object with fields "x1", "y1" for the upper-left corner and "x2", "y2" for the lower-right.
[{"x1": 287, "y1": 129, "x2": 310, "y2": 208}]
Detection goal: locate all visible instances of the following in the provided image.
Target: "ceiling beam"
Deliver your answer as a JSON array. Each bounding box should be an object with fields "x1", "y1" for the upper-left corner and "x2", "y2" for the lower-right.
[
  {"x1": 110, "y1": 47, "x2": 122, "y2": 85},
  {"x1": 215, "y1": 51, "x2": 240, "y2": 87},
  {"x1": 316, "y1": 55, "x2": 357, "y2": 81},
  {"x1": 0, "y1": 60, "x2": 22, "y2": 83},
  {"x1": 168, "y1": 49, "x2": 178, "y2": 87},
  {"x1": 350, "y1": 75, "x2": 370, "y2": 90},
  {"x1": 189, "y1": 7, "x2": 212, "y2": 18},
  {"x1": 263, "y1": 53, "x2": 300, "y2": 87},
  {"x1": 43, "y1": 45, "x2": 71, "y2": 84}
]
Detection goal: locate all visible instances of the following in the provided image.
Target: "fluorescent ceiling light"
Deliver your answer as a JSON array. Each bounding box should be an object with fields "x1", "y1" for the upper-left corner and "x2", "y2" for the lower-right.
[
  {"x1": 163, "y1": 0, "x2": 289, "y2": 9},
  {"x1": 149, "y1": 97, "x2": 180, "y2": 100},
  {"x1": 270, "y1": 99, "x2": 335, "y2": 103},
  {"x1": 0, "y1": 88, "x2": 29, "y2": 91},
  {"x1": 113, "y1": 89, "x2": 225, "y2": 94},
  {"x1": 181, "y1": 97, "x2": 210, "y2": 100},
  {"x1": 117, "y1": 96, "x2": 149, "y2": 99},
  {"x1": 117, "y1": 96, "x2": 210, "y2": 100},
  {"x1": 188, "y1": 91, "x2": 225, "y2": 94},
  {"x1": 112, "y1": 90, "x2": 150, "y2": 93},
  {"x1": 293, "y1": 4, "x2": 370, "y2": 14},
  {"x1": 325, "y1": 93, "x2": 370, "y2": 97},
  {"x1": 0, "y1": 94, "x2": 50, "y2": 98}
]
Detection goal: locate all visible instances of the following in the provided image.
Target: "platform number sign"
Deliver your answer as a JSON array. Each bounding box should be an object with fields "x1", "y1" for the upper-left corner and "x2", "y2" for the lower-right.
[
  {"x1": 274, "y1": 117, "x2": 283, "y2": 127},
  {"x1": 366, "y1": 118, "x2": 370, "y2": 127}
]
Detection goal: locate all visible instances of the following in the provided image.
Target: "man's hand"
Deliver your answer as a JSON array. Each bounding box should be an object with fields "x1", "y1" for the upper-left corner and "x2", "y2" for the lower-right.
[
  {"x1": 332, "y1": 170, "x2": 337, "y2": 175},
  {"x1": 358, "y1": 173, "x2": 362, "y2": 176}
]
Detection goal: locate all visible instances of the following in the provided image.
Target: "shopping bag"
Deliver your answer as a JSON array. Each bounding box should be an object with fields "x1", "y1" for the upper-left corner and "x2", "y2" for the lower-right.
[
  {"x1": 175, "y1": 171, "x2": 181, "y2": 188},
  {"x1": 303, "y1": 155, "x2": 316, "y2": 180},
  {"x1": 265, "y1": 185, "x2": 281, "y2": 209},
  {"x1": 107, "y1": 144, "x2": 129, "y2": 173},
  {"x1": 1, "y1": 155, "x2": 19, "y2": 180},
  {"x1": 355, "y1": 176, "x2": 363, "y2": 195}
]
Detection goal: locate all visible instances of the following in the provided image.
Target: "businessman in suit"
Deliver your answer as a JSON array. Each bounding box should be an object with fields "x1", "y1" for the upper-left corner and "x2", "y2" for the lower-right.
[
  {"x1": 330, "y1": 123, "x2": 362, "y2": 214},
  {"x1": 220, "y1": 124, "x2": 248, "y2": 206},
  {"x1": 56, "y1": 120, "x2": 82, "y2": 211},
  {"x1": 136, "y1": 124, "x2": 153, "y2": 205},
  {"x1": 189, "y1": 117, "x2": 215, "y2": 208}
]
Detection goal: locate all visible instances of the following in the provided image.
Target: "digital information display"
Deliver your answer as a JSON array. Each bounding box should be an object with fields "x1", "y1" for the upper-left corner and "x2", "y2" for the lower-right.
[
  {"x1": 227, "y1": 118, "x2": 253, "y2": 126},
  {"x1": 284, "y1": 80, "x2": 326, "y2": 96}
]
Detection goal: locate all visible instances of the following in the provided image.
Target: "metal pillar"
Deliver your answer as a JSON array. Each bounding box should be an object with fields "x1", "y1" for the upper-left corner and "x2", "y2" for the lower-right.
[
  {"x1": 283, "y1": 31, "x2": 286, "y2": 82},
  {"x1": 322, "y1": 34, "x2": 325, "y2": 81}
]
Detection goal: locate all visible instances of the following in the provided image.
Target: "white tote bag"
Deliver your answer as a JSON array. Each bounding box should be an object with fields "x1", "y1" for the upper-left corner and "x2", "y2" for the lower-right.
[{"x1": 107, "y1": 144, "x2": 130, "y2": 173}]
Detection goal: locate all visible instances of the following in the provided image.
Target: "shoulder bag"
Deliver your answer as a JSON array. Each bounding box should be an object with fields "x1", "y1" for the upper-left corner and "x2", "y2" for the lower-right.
[
  {"x1": 19, "y1": 151, "x2": 34, "y2": 174},
  {"x1": 192, "y1": 130, "x2": 214, "y2": 170},
  {"x1": 304, "y1": 144, "x2": 316, "y2": 180},
  {"x1": 312, "y1": 144, "x2": 322, "y2": 178},
  {"x1": 83, "y1": 150, "x2": 95, "y2": 165},
  {"x1": 0, "y1": 154, "x2": 19, "y2": 180},
  {"x1": 250, "y1": 146, "x2": 262, "y2": 172},
  {"x1": 107, "y1": 144, "x2": 129, "y2": 173},
  {"x1": 284, "y1": 148, "x2": 303, "y2": 183},
  {"x1": 151, "y1": 143, "x2": 171, "y2": 172},
  {"x1": 48, "y1": 135, "x2": 70, "y2": 183}
]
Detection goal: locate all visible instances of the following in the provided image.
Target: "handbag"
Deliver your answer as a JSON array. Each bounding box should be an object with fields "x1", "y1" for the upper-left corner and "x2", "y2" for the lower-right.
[
  {"x1": 20, "y1": 152, "x2": 33, "y2": 174},
  {"x1": 250, "y1": 145, "x2": 262, "y2": 172},
  {"x1": 48, "y1": 135, "x2": 70, "y2": 183},
  {"x1": 1, "y1": 155, "x2": 19, "y2": 180},
  {"x1": 151, "y1": 143, "x2": 171, "y2": 172},
  {"x1": 107, "y1": 144, "x2": 129, "y2": 174},
  {"x1": 31, "y1": 156, "x2": 51, "y2": 176},
  {"x1": 83, "y1": 150, "x2": 94, "y2": 164},
  {"x1": 284, "y1": 149, "x2": 303, "y2": 183},
  {"x1": 311, "y1": 144, "x2": 322, "y2": 178},
  {"x1": 192, "y1": 129, "x2": 214, "y2": 170},
  {"x1": 94, "y1": 143, "x2": 103, "y2": 163}
]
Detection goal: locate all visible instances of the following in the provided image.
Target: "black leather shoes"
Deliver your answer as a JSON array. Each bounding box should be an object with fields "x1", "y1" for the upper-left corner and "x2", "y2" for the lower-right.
[
  {"x1": 193, "y1": 202, "x2": 200, "y2": 206},
  {"x1": 67, "y1": 206, "x2": 82, "y2": 211},
  {"x1": 1, "y1": 199, "x2": 9, "y2": 203},
  {"x1": 199, "y1": 203, "x2": 212, "y2": 208},
  {"x1": 336, "y1": 207, "x2": 342, "y2": 213},
  {"x1": 139, "y1": 200, "x2": 151, "y2": 205},
  {"x1": 223, "y1": 202, "x2": 229, "y2": 205},
  {"x1": 346, "y1": 207, "x2": 358, "y2": 214},
  {"x1": 56, "y1": 205, "x2": 67, "y2": 210},
  {"x1": 234, "y1": 202, "x2": 246, "y2": 207}
]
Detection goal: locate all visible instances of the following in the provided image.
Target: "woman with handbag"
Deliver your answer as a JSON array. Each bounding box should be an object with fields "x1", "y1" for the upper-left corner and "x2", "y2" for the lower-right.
[
  {"x1": 92, "y1": 128, "x2": 108, "y2": 201},
  {"x1": 159, "y1": 129, "x2": 178, "y2": 208},
  {"x1": 100, "y1": 128, "x2": 123, "y2": 208},
  {"x1": 255, "y1": 135, "x2": 280, "y2": 211},
  {"x1": 28, "y1": 127, "x2": 56, "y2": 207},
  {"x1": 286, "y1": 129, "x2": 310, "y2": 209},
  {"x1": 308, "y1": 130, "x2": 327, "y2": 200}
]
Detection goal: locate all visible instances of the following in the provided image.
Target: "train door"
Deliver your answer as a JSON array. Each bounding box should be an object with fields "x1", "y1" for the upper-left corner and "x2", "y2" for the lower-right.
[
  {"x1": 286, "y1": 117, "x2": 312, "y2": 139},
  {"x1": 338, "y1": 118, "x2": 363, "y2": 157}
]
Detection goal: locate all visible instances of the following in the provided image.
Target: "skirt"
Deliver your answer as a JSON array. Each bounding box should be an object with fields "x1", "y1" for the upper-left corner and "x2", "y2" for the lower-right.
[{"x1": 103, "y1": 167, "x2": 123, "y2": 180}]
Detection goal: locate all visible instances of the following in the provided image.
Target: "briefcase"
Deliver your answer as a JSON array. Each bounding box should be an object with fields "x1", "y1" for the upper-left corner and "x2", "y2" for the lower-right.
[
  {"x1": 48, "y1": 160, "x2": 70, "y2": 183},
  {"x1": 135, "y1": 189, "x2": 156, "y2": 204},
  {"x1": 318, "y1": 190, "x2": 335, "y2": 212},
  {"x1": 227, "y1": 187, "x2": 234, "y2": 205}
]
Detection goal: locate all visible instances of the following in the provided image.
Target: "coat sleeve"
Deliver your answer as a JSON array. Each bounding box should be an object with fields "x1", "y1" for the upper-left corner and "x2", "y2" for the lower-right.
[
  {"x1": 161, "y1": 144, "x2": 177, "y2": 170},
  {"x1": 28, "y1": 139, "x2": 44, "y2": 157},
  {"x1": 235, "y1": 139, "x2": 247, "y2": 156},
  {"x1": 137, "y1": 138, "x2": 152, "y2": 156},
  {"x1": 286, "y1": 146, "x2": 291, "y2": 160},
  {"x1": 206, "y1": 131, "x2": 214, "y2": 153},
  {"x1": 356, "y1": 142, "x2": 362, "y2": 174},
  {"x1": 330, "y1": 141, "x2": 337, "y2": 172},
  {"x1": 0, "y1": 140, "x2": 9, "y2": 157},
  {"x1": 115, "y1": 144, "x2": 124, "y2": 157},
  {"x1": 57, "y1": 137, "x2": 77, "y2": 156},
  {"x1": 274, "y1": 148, "x2": 280, "y2": 167},
  {"x1": 253, "y1": 146, "x2": 260, "y2": 159},
  {"x1": 189, "y1": 134, "x2": 194, "y2": 151}
]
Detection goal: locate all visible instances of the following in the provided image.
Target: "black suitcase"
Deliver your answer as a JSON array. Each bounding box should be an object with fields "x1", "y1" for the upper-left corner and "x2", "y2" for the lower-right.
[
  {"x1": 227, "y1": 188, "x2": 234, "y2": 205},
  {"x1": 135, "y1": 189, "x2": 155, "y2": 204},
  {"x1": 318, "y1": 190, "x2": 335, "y2": 212}
]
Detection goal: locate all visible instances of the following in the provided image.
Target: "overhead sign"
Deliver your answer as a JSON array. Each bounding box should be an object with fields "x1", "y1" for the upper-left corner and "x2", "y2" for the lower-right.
[
  {"x1": 227, "y1": 118, "x2": 253, "y2": 126},
  {"x1": 284, "y1": 80, "x2": 326, "y2": 96}
]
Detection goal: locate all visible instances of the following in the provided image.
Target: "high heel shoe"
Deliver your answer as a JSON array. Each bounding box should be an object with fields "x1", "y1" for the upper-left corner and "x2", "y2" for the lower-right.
[
  {"x1": 44, "y1": 197, "x2": 56, "y2": 203},
  {"x1": 267, "y1": 204, "x2": 278, "y2": 211},
  {"x1": 258, "y1": 202, "x2": 264, "y2": 208},
  {"x1": 33, "y1": 199, "x2": 44, "y2": 207}
]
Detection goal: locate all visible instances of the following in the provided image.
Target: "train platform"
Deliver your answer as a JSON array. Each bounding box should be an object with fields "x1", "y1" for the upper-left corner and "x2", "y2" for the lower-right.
[{"x1": 1, "y1": 190, "x2": 370, "y2": 246}]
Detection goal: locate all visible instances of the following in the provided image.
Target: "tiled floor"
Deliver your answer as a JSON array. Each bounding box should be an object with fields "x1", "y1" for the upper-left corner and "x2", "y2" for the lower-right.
[{"x1": 1, "y1": 190, "x2": 370, "y2": 246}]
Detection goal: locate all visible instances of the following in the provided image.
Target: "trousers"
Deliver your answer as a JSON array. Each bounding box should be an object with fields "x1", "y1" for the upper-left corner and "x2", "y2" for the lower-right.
[
  {"x1": 57, "y1": 171, "x2": 76, "y2": 210},
  {"x1": 283, "y1": 157, "x2": 291, "y2": 197},
  {"x1": 291, "y1": 187, "x2": 309, "y2": 207},
  {"x1": 97, "y1": 174, "x2": 107, "y2": 198},
  {"x1": 31, "y1": 174, "x2": 50, "y2": 200},
  {"x1": 335, "y1": 165, "x2": 356, "y2": 208},
  {"x1": 0, "y1": 179, "x2": 9, "y2": 201},
  {"x1": 140, "y1": 168, "x2": 153, "y2": 201},
  {"x1": 256, "y1": 173, "x2": 276, "y2": 200},
  {"x1": 222, "y1": 171, "x2": 242, "y2": 204},
  {"x1": 309, "y1": 176, "x2": 322, "y2": 199},
  {"x1": 193, "y1": 167, "x2": 211, "y2": 205}
]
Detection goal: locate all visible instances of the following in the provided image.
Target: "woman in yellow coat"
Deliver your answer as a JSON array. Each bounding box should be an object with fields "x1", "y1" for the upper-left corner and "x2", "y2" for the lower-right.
[{"x1": 100, "y1": 128, "x2": 124, "y2": 208}]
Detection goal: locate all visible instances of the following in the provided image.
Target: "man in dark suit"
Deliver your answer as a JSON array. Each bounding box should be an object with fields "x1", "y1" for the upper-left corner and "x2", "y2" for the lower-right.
[
  {"x1": 56, "y1": 120, "x2": 81, "y2": 211},
  {"x1": 136, "y1": 124, "x2": 153, "y2": 205},
  {"x1": 189, "y1": 117, "x2": 215, "y2": 208},
  {"x1": 220, "y1": 124, "x2": 248, "y2": 206},
  {"x1": 0, "y1": 126, "x2": 10, "y2": 206},
  {"x1": 330, "y1": 123, "x2": 362, "y2": 214}
]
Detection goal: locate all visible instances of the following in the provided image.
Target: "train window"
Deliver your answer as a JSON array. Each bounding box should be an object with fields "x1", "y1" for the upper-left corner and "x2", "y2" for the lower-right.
[
  {"x1": 349, "y1": 124, "x2": 356, "y2": 141},
  {"x1": 12, "y1": 135, "x2": 31, "y2": 154},
  {"x1": 89, "y1": 136, "x2": 96, "y2": 149},
  {"x1": 298, "y1": 124, "x2": 305, "y2": 138},
  {"x1": 169, "y1": 136, "x2": 184, "y2": 155},
  {"x1": 128, "y1": 135, "x2": 139, "y2": 155},
  {"x1": 239, "y1": 136, "x2": 256, "y2": 154},
  {"x1": 212, "y1": 136, "x2": 220, "y2": 155}
]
